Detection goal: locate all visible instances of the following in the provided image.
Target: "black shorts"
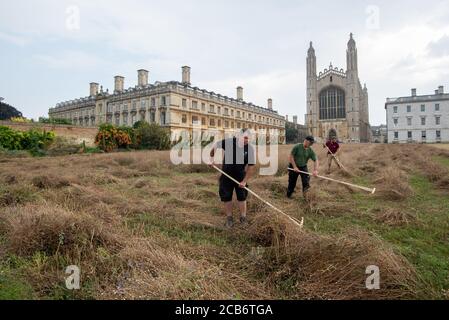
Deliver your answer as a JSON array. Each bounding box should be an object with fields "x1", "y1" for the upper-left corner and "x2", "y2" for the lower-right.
[{"x1": 219, "y1": 175, "x2": 248, "y2": 202}]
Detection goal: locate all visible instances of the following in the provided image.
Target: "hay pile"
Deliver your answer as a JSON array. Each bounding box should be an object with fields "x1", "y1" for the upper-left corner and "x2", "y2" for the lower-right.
[
  {"x1": 0, "y1": 204, "x2": 125, "y2": 296},
  {"x1": 99, "y1": 239, "x2": 269, "y2": 300},
  {"x1": 374, "y1": 167, "x2": 414, "y2": 200},
  {"x1": 374, "y1": 208, "x2": 417, "y2": 227},
  {"x1": 1, "y1": 204, "x2": 121, "y2": 257},
  {"x1": 245, "y1": 213, "x2": 420, "y2": 299}
]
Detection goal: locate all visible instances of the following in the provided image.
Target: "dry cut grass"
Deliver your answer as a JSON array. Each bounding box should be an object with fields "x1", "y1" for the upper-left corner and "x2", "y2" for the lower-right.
[{"x1": 0, "y1": 142, "x2": 448, "y2": 299}]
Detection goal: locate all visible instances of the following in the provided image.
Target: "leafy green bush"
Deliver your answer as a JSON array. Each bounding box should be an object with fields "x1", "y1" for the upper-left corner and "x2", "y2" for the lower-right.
[
  {"x1": 94, "y1": 122, "x2": 171, "y2": 152},
  {"x1": 134, "y1": 121, "x2": 170, "y2": 150},
  {"x1": 132, "y1": 120, "x2": 148, "y2": 130},
  {"x1": 0, "y1": 126, "x2": 55, "y2": 156},
  {"x1": 119, "y1": 126, "x2": 139, "y2": 148},
  {"x1": 38, "y1": 117, "x2": 72, "y2": 125},
  {"x1": 20, "y1": 129, "x2": 55, "y2": 151},
  {"x1": 0, "y1": 126, "x2": 23, "y2": 150}
]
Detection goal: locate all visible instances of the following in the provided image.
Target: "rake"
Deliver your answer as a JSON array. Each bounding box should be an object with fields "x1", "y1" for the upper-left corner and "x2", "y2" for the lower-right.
[
  {"x1": 212, "y1": 165, "x2": 304, "y2": 229},
  {"x1": 288, "y1": 168, "x2": 376, "y2": 194},
  {"x1": 324, "y1": 143, "x2": 348, "y2": 172}
]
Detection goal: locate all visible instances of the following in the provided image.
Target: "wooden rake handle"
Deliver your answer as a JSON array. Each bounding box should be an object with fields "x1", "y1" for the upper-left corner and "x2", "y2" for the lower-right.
[
  {"x1": 288, "y1": 168, "x2": 376, "y2": 194},
  {"x1": 211, "y1": 165, "x2": 304, "y2": 229},
  {"x1": 325, "y1": 144, "x2": 346, "y2": 170}
]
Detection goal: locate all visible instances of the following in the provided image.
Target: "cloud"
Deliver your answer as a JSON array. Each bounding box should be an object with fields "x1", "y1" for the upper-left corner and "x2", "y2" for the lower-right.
[
  {"x1": 357, "y1": 22, "x2": 449, "y2": 100},
  {"x1": 427, "y1": 34, "x2": 449, "y2": 57},
  {"x1": 0, "y1": 31, "x2": 28, "y2": 46},
  {"x1": 2, "y1": 0, "x2": 449, "y2": 124},
  {"x1": 33, "y1": 51, "x2": 105, "y2": 70}
]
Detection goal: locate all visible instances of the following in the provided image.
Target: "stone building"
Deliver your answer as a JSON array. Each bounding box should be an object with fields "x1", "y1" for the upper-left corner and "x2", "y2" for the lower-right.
[
  {"x1": 305, "y1": 33, "x2": 371, "y2": 143},
  {"x1": 48, "y1": 67, "x2": 286, "y2": 144},
  {"x1": 371, "y1": 125, "x2": 387, "y2": 143},
  {"x1": 385, "y1": 87, "x2": 449, "y2": 143}
]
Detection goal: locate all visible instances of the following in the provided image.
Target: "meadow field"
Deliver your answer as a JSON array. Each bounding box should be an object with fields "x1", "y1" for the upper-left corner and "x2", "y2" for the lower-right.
[{"x1": 0, "y1": 143, "x2": 448, "y2": 300}]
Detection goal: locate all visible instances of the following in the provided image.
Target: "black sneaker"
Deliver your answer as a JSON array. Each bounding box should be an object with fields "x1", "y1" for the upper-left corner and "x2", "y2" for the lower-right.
[
  {"x1": 287, "y1": 191, "x2": 293, "y2": 199},
  {"x1": 240, "y1": 216, "x2": 248, "y2": 226},
  {"x1": 225, "y1": 216, "x2": 234, "y2": 228}
]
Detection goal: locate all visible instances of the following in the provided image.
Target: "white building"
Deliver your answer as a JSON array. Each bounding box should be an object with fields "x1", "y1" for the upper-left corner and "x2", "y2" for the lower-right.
[{"x1": 385, "y1": 87, "x2": 449, "y2": 143}]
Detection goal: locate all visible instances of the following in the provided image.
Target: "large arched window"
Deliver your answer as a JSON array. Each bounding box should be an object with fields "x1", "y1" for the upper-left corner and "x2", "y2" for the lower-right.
[{"x1": 319, "y1": 86, "x2": 346, "y2": 120}]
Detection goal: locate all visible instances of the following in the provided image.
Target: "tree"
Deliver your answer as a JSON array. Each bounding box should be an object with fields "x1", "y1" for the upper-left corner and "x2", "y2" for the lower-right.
[
  {"x1": 134, "y1": 121, "x2": 171, "y2": 150},
  {"x1": 285, "y1": 123, "x2": 299, "y2": 144},
  {"x1": 0, "y1": 101, "x2": 22, "y2": 120}
]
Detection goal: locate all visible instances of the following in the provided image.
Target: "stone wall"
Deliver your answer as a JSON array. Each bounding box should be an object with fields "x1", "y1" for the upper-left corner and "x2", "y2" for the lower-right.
[{"x1": 0, "y1": 121, "x2": 97, "y2": 146}]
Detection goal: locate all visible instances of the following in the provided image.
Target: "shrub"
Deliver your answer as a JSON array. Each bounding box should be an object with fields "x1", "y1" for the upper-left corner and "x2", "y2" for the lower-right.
[
  {"x1": 119, "y1": 126, "x2": 139, "y2": 148},
  {"x1": 10, "y1": 117, "x2": 32, "y2": 123},
  {"x1": 134, "y1": 122, "x2": 171, "y2": 150},
  {"x1": 0, "y1": 126, "x2": 23, "y2": 150},
  {"x1": 20, "y1": 129, "x2": 55, "y2": 151},
  {"x1": 0, "y1": 126, "x2": 55, "y2": 154},
  {"x1": 38, "y1": 117, "x2": 72, "y2": 125},
  {"x1": 95, "y1": 124, "x2": 132, "y2": 152},
  {"x1": 132, "y1": 120, "x2": 149, "y2": 130},
  {"x1": 94, "y1": 122, "x2": 170, "y2": 152}
]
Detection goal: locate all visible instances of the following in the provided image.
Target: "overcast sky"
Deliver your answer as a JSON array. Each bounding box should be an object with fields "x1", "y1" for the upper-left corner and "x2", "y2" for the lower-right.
[{"x1": 1, "y1": 0, "x2": 449, "y2": 125}]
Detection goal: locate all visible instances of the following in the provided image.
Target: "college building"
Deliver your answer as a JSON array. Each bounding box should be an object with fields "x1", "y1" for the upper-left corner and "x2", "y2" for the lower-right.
[
  {"x1": 48, "y1": 66, "x2": 286, "y2": 144},
  {"x1": 305, "y1": 33, "x2": 371, "y2": 143},
  {"x1": 371, "y1": 124, "x2": 387, "y2": 143},
  {"x1": 385, "y1": 87, "x2": 449, "y2": 143}
]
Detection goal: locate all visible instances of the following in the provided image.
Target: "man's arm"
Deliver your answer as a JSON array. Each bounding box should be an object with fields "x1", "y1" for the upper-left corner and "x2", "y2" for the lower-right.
[
  {"x1": 239, "y1": 165, "x2": 254, "y2": 188},
  {"x1": 311, "y1": 149, "x2": 319, "y2": 176},
  {"x1": 289, "y1": 154, "x2": 300, "y2": 172},
  {"x1": 289, "y1": 146, "x2": 300, "y2": 172},
  {"x1": 313, "y1": 159, "x2": 319, "y2": 176},
  {"x1": 210, "y1": 142, "x2": 217, "y2": 158},
  {"x1": 209, "y1": 142, "x2": 219, "y2": 166}
]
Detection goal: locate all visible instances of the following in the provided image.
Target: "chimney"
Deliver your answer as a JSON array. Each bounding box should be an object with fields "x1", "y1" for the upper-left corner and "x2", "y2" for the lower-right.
[
  {"x1": 286, "y1": 115, "x2": 289, "y2": 122},
  {"x1": 237, "y1": 86, "x2": 243, "y2": 101},
  {"x1": 114, "y1": 76, "x2": 124, "y2": 93},
  {"x1": 182, "y1": 66, "x2": 191, "y2": 85},
  {"x1": 89, "y1": 82, "x2": 99, "y2": 96},
  {"x1": 293, "y1": 116, "x2": 298, "y2": 125},
  {"x1": 435, "y1": 90, "x2": 439, "y2": 95},
  {"x1": 411, "y1": 88, "x2": 417, "y2": 97},
  {"x1": 267, "y1": 98, "x2": 273, "y2": 110},
  {"x1": 438, "y1": 86, "x2": 444, "y2": 94},
  {"x1": 138, "y1": 69, "x2": 149, "y2": 87}
]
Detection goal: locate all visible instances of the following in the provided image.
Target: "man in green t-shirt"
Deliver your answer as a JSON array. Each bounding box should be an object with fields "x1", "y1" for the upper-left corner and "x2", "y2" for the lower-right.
[{"x1": 287, "y1": 136, "x2": 319, "y2": 199}]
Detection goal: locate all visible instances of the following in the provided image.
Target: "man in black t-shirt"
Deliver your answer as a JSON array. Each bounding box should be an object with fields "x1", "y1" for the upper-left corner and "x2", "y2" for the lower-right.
[{"x1": 209, "y1": 129, "x2": 256, "y2": 228}]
